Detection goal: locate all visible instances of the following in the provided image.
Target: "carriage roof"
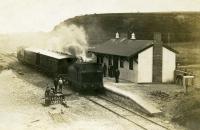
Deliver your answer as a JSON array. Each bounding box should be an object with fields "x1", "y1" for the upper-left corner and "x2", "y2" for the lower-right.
[{"x1": 25, "y1": 48, "x2": 75, "y2": 59}]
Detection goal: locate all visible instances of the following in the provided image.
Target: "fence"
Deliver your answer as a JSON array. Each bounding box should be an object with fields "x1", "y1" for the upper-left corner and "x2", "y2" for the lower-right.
[{"x1": 174, "y1": 68, "x2": 195, "y2": 93}]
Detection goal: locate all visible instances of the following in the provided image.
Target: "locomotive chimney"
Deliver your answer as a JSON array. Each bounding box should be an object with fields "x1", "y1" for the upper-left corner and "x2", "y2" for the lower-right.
[{"x1": 152, "y1": 32, "x2": 163, "y2": 83}]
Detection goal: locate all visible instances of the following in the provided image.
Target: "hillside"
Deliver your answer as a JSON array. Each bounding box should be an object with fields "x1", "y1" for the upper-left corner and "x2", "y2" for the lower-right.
[{"x1": 54, "y1": 12, "x2": 200, "y2": 45}]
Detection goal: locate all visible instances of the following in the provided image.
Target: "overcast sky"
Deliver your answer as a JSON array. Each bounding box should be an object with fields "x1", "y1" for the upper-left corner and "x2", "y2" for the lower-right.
[{"x1": 0, "y1": 0, "x2": 200, "y2": 33}]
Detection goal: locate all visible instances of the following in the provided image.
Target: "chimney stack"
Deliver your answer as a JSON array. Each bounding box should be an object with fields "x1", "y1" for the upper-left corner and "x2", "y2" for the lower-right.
[
  {"x1": 152, "y1": 32, "x2": 163, "y2": 83},
  {"x1": 115, "y1": 32, "x2": 120, "y2": 39},
  {"x1": 153, "y1": 32, "x2": 162, "y2": 42}
]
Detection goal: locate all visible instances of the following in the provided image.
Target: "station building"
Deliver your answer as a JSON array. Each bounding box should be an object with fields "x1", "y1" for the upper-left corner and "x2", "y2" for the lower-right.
[{"x1": 89, "y1": 32, "x2": 178, "y2": 83}]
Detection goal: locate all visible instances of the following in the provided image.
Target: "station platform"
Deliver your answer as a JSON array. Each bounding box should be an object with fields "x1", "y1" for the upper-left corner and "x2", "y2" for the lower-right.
[{"x1": 103, "y1": 77, "x2": 183, "y2": 116}]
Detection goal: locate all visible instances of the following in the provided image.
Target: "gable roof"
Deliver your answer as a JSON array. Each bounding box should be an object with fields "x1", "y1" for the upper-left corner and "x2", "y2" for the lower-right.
[
  {"x1": 25, "y1": 48, "x2": 75, "y2": 59},
  {"x1": 89, "y1": 38, "x2": 154, "y2": 57},
  {"x1": 163, "y1": 45, "x2": 179, "y2": 54},
  {"x1": 89, "y1": 38, "x2": 178, "y2": 57}
]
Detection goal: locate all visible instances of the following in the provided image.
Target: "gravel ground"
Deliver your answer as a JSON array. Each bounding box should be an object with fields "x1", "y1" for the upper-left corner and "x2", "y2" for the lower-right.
[{"x1": 0, "y1": 53, "x2": 147, "y2": 130}]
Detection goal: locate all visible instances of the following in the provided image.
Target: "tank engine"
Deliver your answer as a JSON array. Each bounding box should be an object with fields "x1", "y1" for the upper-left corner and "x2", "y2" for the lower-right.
[{"x1": 67, "y1": 62, "x2": 103, "y2": 91}]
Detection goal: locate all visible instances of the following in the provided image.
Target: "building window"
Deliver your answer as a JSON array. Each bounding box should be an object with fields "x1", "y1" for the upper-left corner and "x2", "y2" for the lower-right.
[
  {"x1": 129, "y1": 58, "x2": 133, "y2": 70},
  {"x1": 120, "y1": 57, "x2": 124, "y2": 68},
  {"x1": 108, "y1": 56, "x2": 112, "y2": 65}
]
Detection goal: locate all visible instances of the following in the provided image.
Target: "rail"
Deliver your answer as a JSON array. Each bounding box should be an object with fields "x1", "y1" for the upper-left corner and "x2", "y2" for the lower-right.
[{"x1": 85, "y1": 95, "x2": 169, "y2": 130}]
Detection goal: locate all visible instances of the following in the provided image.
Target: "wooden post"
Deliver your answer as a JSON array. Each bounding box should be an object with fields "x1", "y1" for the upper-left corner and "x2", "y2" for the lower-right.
[
  {"x1": 183, "y1": 77, "x2": 186, "y2": 93},
  {"x1": 183, "y1": 76, "x2": 194, "y2": 93}
]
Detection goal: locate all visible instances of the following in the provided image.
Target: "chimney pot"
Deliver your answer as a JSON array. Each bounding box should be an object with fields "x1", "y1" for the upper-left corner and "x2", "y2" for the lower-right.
[
  {"x1": 131, "y1": 32, "x2": 136, "y2": 39},
  {"x1": 115, "y1": 32, "x2": 120, "y2": 39}
]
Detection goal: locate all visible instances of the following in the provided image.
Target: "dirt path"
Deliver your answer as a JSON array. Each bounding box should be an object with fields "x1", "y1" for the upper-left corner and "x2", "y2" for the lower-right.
[{"x1": 0, "y1": 52, "x2": 151, "y2": 130}]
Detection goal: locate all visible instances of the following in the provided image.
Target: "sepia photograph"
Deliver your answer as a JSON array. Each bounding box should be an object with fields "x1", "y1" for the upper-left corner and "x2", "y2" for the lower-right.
[{"x1": 0, "y1": 0, "x2": 200, "y2": 130}]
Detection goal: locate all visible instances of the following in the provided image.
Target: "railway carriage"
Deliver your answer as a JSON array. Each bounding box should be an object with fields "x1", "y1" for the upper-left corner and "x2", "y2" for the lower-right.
[{"x1": 17, "y1": 47, "x2": 76, "y2": 76}]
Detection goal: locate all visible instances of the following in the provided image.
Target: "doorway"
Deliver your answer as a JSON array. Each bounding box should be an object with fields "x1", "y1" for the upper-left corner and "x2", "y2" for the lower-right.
[{"x1": 113, "y1": 56, "x2": 119, "y2": 69}]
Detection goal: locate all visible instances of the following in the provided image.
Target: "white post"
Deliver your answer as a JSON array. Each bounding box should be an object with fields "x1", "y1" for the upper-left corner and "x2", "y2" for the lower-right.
[
  {"x1": 183, "y1": 76, "x2": 194, "y2": 93},
  {"x1": 183, "y1": 77, "x2": 186, "y2": 93}
]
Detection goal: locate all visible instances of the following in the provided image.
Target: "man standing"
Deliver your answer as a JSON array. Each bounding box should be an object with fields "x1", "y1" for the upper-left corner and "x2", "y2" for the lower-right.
[
  {"x1": 115, "y1": 69, "x2": 120, "y2": 83},
  {"x1": 45, "y1": 86, "x2": 51, "y2": 97},
  {"x1": 108, "y1": 65, "x2": 111, "y2": 77},
  {"x1": 103, "y1": 63, "x2": 107, "y2": 77},
  {"x1": 58, "y1": 77, "x2": 63, "y2": 93},
  {"x1": 53, "y1": 77, "x2": 58, "y2": 93},
  {"x1": 45, "y1": 86, "x2": 51, "y2": 106}
]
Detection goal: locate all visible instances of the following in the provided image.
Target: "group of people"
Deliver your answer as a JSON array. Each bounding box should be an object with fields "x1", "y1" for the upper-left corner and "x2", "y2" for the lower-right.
[
  {"x1": 44, "y1": 76, "x2": 65, "y2": 105},
  {"x1": 103, "y1": 63, "x2": 120, "y2": 83},
  {"x1": 45, "y1": 76, "x2": 64, "y2": 98},
  {"x1": 53, "y1": 76, "x2": 64, "y2": 93}
]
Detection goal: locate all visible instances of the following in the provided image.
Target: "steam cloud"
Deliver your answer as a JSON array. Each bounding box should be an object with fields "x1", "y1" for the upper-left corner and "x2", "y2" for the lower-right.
[{"x1": 48, "y1": 24, "x2": 90, "y2": 61}]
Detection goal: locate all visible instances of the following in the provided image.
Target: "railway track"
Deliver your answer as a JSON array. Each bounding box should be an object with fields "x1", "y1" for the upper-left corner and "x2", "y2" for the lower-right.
[
  {"x1": 0, "y1": 51, "x2": 17, "y2": 62},
  {"x1": 85, "y1": 95, "x2": 169, "y2": 130}
]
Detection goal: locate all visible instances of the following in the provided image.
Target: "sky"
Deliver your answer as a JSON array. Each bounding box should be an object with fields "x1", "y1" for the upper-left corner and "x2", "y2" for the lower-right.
[{"x1": 0, "y1": 0, "x2": 200, "y2": 33}]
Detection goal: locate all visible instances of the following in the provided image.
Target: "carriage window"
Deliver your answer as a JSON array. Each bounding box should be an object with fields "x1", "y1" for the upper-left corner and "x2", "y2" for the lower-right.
[{"x1": 58, "y1": 60, "x2": 64, "y2": 65}]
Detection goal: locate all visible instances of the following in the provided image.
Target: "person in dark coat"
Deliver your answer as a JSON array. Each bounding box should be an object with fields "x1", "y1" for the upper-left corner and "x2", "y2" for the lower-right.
[
  {"x1": 45, "y1": 86, "x2": 51, "y2": 97},
  {"x1": 108, "y1": 65, "x2": 111, "y2": 77},
  {"x1": 45, "y1": 86, "x2": 51, "y2": 105},
  {"x1": 103, "y1": 63, "x2": 107, "y2": 77},
  {"x1": 115, "y1": 69, "x2": 120, "y2": 83},
  {"x1": 109, "y1": 65, "x2": 113, "y2": 77},
  {"x1": 53, "y1": 77, "x2": 58, "y2": 93}
]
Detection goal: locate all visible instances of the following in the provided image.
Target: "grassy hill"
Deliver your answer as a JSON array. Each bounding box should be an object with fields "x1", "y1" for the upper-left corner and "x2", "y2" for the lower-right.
[{"x1": 54, "y1": 12, "x2": 200, "y2": 45}]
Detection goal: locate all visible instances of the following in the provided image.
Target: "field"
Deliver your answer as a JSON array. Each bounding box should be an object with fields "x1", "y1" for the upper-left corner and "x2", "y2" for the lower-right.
[
  {"x1": 161, "y1": 42, "x2": 200, "y2": 130},
  {"x1": 167, "y1": 41, "x2": 200, "y2": 87}
]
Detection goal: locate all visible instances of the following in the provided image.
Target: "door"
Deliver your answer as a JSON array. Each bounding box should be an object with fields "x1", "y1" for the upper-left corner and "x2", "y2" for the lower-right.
[{"x1": 113, "y1": 56, "x2": 119, "y2": 69}]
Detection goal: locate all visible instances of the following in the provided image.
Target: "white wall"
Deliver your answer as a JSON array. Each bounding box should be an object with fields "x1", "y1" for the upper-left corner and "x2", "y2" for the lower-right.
[
  {"x1": 119, "y1": 60, "x2": 138, "y2": 82},
  {"x1": 138, "y1": 47, "x2": 153, "y2": 83},
  {"x1": 162, "y1": 47, "x2": 176, "y2": 82},
  {"x1": 101, "y1": 56, "x2": 138, "y2": 82}
]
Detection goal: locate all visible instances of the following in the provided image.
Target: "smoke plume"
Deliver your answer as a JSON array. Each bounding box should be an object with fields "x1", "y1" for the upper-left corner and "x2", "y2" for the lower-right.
[{"x1": 47, "y1": 24, "x2": 90, "y2": 61}]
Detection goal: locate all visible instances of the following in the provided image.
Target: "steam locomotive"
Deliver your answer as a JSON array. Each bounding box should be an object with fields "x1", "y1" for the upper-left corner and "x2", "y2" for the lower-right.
[{"x1": 17, "y1": 47, "x2": 104, "y2": 91}]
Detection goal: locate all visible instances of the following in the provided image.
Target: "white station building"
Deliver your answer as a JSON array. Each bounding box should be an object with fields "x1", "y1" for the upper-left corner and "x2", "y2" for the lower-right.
[{"x1": 89, "y1": 32, "x2": 178, "y2": 83}]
